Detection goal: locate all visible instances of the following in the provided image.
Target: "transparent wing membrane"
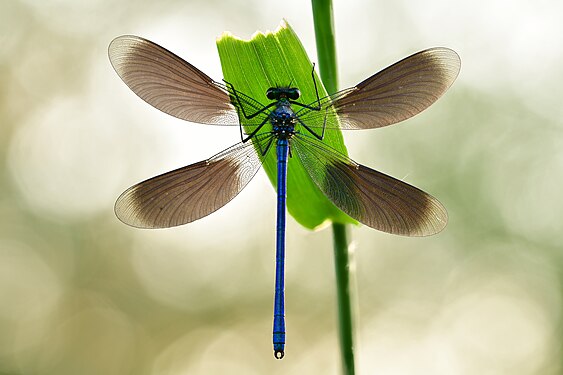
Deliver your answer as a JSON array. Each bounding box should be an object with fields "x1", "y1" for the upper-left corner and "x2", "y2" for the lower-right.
[
  {"x1": 115, "y1": 134, "x2": 274, "y2": 228},
  {"x1": 292, "y1": 134, "x2": 448, "y2": 236},
  {"x1": 296, "y1": 48, "x2": 460, "y2": 130},
  {"x1": 109, "y1": 35, "x2": 239, "y2": 125}
]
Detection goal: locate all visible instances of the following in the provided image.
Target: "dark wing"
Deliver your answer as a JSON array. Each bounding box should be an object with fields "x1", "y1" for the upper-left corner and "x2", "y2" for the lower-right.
[
  {"x1": 109, "y1": 35, "x2": 244, "y2": 125},
  {"x1": 292, "y1": 134, "x2": 447, "y2": 236},
  {"x1": 296, "y1": 48, "x2": 460, "y2": 130},
  {"x1": 115, "y1": 134, "x2": 273, "y2": 228}
]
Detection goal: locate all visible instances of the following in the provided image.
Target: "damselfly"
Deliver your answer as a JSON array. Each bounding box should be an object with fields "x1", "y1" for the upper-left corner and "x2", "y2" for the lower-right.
[{"x1": 108, "y1": 35, "x2": 460, "y2": 359}]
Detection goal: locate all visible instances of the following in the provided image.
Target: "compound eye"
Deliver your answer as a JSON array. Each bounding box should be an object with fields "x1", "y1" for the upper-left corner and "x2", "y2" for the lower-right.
[
  {"x1": 288, "y1": 88, "x2": 300, "y2": 100},
  {"x1": 266, "y1": 88, "x2": 277, "y2": 100}
]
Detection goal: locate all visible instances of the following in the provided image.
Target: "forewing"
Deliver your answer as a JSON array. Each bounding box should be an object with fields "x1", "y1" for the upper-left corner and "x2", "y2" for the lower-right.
[
  {"x1": 296, "y1": 48, "x2": 460, "y2": 130},
  {"x1": 292, "y1": 135, "x2": 447, "y2": 236},
  {"x1": 109, "y1": 35, "x2": 239, "y2": 125},
  {"x1": 115, "y1": 134, "x2": 272, "y2": 228}
]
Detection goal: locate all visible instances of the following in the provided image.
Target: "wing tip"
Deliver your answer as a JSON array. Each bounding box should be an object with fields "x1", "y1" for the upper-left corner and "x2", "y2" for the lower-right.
[
  {"x1": 114, "y1": 186, "x2": 152, "y2": 229},
  {"x1": 409, "y1": 195, "x2": 449, "y2": 237},
  {"x1": 423, "y1": 47, "x2": 462, "y2": 83}
]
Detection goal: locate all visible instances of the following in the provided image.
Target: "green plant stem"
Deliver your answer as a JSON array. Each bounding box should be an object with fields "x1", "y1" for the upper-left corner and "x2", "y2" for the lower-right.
[
  {"x1": 311, "y1": 0, "x2": 338, "y2": 95},
  {"x1": 312, "y1": 1, "x2": 356, "y2": 374},
  {"x1": 331, "y1": 222, "x2": 355, "y2": 375}
]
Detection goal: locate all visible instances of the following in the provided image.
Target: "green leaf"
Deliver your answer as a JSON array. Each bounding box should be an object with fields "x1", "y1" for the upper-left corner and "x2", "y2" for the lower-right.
[{"x1": 216, "y1": 20, "x2": 356, "y2": 230}]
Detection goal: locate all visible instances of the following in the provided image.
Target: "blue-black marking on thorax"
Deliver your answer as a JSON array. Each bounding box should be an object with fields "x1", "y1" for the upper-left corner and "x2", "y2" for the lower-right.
[{"x1": 270, "y1": 98, "x2": 298, "y2": 140}]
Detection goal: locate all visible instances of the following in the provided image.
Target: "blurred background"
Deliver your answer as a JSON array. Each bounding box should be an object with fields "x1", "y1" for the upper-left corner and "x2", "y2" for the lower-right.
[{"x1": 1, "y1": 0, "x2": 562, "y2": 374}]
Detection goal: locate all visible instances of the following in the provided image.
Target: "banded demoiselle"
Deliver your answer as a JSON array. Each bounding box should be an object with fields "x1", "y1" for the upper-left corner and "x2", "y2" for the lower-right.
[{"x1": 109, "y1": 35, "x2": 460, "y2": 359}]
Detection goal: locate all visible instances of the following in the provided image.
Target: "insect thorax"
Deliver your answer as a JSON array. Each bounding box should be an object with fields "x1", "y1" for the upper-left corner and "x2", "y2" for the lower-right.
[{"x1": 270, "y1": 102, "x2": 297, "y2": 138}]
